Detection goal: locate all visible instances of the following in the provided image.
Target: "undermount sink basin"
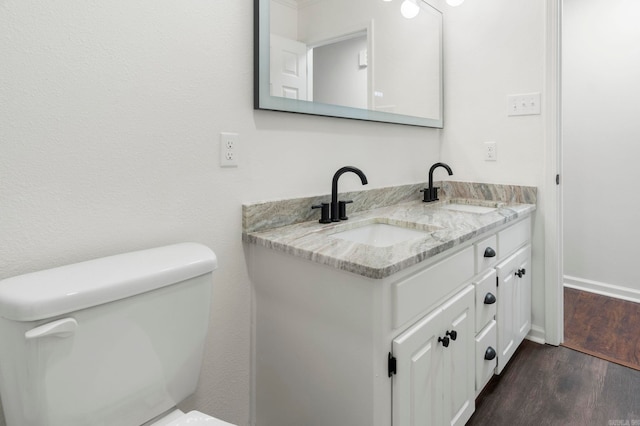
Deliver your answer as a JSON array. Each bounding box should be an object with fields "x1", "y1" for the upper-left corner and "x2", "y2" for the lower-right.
[
  {"x1": 439, "y1": 203, "x2": 498, "y2": 215},
  {"x1": 329, "y1": 223, "x2": 432, "y2": 247}
]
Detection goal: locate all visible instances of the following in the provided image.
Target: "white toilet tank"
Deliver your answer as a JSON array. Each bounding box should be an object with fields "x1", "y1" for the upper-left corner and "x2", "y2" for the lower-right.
[{"x1": 0, "y1": 243, "x2": 217, "y2": 426}]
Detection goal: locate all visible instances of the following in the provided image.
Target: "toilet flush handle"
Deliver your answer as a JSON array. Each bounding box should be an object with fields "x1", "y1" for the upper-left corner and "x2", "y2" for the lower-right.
[{"x1": 25, "y1": 317, "x2": 78, "y2": 340}]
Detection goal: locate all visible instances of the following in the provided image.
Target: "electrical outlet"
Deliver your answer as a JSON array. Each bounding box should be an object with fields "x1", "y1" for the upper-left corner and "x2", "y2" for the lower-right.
[
  {"x1": 484, "y1": 141, "x2": 497, "y2": 161},
  {"x1": 220, "y1": 132, "x2": 238, "y2": 167}
]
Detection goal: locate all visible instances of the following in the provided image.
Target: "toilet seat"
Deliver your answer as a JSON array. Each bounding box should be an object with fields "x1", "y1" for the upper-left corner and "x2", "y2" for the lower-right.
[{"x1": 151, "y1": 410, "x2": 236, "y2": 426}]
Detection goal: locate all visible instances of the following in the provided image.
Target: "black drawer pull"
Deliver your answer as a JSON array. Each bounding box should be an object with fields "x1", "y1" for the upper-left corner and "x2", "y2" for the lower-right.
[
  {"x1": 483, "y1": 247, "x2": 496, "y2": 258},
  {"x1": 484, "y1": 292, "x2": 496, "y2": 305},
  {"x1": 485, "y1": 346, "x2": 497, "y2": 361}
]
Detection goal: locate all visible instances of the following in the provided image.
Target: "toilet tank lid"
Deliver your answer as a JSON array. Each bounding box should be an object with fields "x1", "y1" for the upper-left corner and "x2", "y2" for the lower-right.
[{"x1": 0, "y1": 243, "x2": 217, "y2": 322}]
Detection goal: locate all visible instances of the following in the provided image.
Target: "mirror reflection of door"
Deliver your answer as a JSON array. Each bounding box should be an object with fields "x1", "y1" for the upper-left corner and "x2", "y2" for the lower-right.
[
  {"x1": 263, "y1": 0, "x2": 443, "y2": 126},
  {"x1": 270, "y1": 34, "x2": 308, "y2": 100},
  {"x1": 311, "y1": 33, "x2": 368, "y2": 110}
]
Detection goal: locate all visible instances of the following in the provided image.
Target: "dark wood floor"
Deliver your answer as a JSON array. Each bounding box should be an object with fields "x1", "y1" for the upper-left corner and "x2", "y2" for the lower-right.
[
  {"x1": 467, "y1": 340, "x2": 640, "y2": 425},
  {"x1": 564, "y1": 287, "x2": 640, "y2": 370}
]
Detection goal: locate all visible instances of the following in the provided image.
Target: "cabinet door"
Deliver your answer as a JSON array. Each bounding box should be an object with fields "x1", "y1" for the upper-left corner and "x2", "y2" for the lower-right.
[
  {"x1": 392, "y1": 307, "x2": 444, "y2": 426},
  {"x1": 440, "y1": 285, "x2": 475, "y2": 426},
  {"x1": 495, "y1": 253, "x2": 518, "y2": 374},
  {"x1": 516, "y1": 245, "x2": 532, "y2": 341},
  {"x1": 392, "y1": 285, "x2": 475, "y2": 426},
  {"x1": 495, "y1": 245, "x2": 532, "y2": 374}
]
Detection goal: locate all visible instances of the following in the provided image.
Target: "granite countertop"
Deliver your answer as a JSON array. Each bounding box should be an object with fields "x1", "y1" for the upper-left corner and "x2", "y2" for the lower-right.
[{"x1": 242, "y1": 181, "x2": 536, "y2": 279}]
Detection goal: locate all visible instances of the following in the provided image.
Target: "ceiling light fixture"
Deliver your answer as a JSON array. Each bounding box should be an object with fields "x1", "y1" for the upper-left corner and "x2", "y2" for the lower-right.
[{"x1": 400, "y1": 0, "x2": 420, "y2": 19}]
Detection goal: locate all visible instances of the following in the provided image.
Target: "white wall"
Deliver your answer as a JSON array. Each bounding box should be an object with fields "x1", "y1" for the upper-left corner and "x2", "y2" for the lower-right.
[
  {"x1": 270, "y1": 0, "x2": 298, "y2": 39},
  {"x1": 441, "y1": 0, "x2": 547, "y2": 335},
  {"x1": 0, "y1": 0, "x2": 549, "y2": 425},
  {"x1": 563, "y1": 0, "x2": 640, "y2": 300},
  {"x1": 313, "y1": 35, "x2": 368, "y2": 109},
  {"x1": 0, "y1": 1, "x2": 439, "y2": 425}
]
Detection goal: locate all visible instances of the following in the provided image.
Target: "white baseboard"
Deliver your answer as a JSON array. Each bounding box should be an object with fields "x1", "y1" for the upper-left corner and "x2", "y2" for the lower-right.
[
  {"x1": 525, "y1": 324, "x2": 546, "y2": 345},
  {"x1": 564, "y1": 275, "x2": 640, "y2": 304}
]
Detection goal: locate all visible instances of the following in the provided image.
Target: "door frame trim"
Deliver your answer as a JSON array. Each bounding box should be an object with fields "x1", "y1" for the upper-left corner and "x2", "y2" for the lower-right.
[{"x1": 543, "y1": 0, "x2": 563, "y2": 346}]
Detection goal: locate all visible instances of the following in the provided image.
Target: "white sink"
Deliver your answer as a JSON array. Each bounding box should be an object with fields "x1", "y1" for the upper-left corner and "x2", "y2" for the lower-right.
[
  {"x1": 440, "y1": 203, "x2": 497, "y2": 214},
  {"x1": 330, "y1": 223, "x2": 431, "y2": 247}
]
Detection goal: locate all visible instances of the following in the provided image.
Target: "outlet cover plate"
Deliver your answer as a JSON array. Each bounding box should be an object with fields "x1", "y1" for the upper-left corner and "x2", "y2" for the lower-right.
[
  {"x1": 220, "y1": 132, "x2": 238, "y2": 167},
  {"x1": 484, "y1": 141, "x2": 497, "y2": 161}
]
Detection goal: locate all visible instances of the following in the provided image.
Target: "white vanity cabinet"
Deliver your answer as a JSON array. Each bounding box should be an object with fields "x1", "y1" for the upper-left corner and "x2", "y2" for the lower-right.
[
  {"x1": 248, "y1": 214, "x2": 532, "y2": 426},
  {"x1": 472, "y1": 216, "x2": 532, "y2": 388}
]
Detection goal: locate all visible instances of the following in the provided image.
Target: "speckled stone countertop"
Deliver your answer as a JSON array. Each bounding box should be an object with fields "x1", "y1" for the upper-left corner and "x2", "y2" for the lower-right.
[{"x1": 243, "y1": 181, "x2": 536, "y2": 279}]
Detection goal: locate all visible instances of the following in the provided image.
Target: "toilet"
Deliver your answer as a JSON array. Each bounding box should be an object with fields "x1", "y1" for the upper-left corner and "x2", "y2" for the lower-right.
[{"x1": 0, "y1": 243, "x2": 235, "y2": 426}]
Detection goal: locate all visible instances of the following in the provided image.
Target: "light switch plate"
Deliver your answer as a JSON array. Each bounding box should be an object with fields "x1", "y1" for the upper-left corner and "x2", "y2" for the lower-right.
[{"x1": 507, "y1": 93, "x2": 541, "y2": 116}]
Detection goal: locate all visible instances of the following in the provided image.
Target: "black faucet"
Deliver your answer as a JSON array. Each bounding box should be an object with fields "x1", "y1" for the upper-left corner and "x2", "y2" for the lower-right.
[
  {"x1": 421, "y1": 162, "x2": 453, "y2": 202},
  {"x1": 311, "y1": 166, "x2": 368, "y2": 223},
  {"x1": 329, "y1": 166, "x2": 368, "y2": 222}
]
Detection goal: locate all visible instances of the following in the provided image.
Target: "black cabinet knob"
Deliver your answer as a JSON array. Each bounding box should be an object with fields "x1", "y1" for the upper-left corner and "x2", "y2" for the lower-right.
[
  {"x1": 484, "y1": 247, "x2": 496, "y2": 258},
  {"x1": 515, "y1": 268, "x2": 524, "y2": 278},
  {"x1": 484, "y1": 292, "x2": 496, "y2": 305},
  {"x1": 438, "y1": 336, "x2": 450, "y2": 348},
  {"x1": 446, "y1": 330, "x2": 457, "y2": 341},
  {"x1": 484, "y1": 346, "x2": 497, "y2": 360}
]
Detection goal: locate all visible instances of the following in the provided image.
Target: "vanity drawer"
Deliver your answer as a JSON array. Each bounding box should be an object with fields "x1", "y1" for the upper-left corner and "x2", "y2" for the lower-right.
[
  {"x1": 475, "y1": 320, "x2": 497, "y2": 394},
  {"x1": 474, "y1": 269, "x2": 497, "y2": 333},
  {"x1": 498, "y1": 216, "x2": 531, "y2": 258},
  {"x1": 475, "y1": 235, "x2": 498, "y2": 273},
  {"x1": 393, "y1": 246, "x2": 474, "y2": 328}
]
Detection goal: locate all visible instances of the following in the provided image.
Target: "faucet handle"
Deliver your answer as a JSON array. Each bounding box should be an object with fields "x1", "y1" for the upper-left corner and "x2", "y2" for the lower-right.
[
  {"x1": 420, "y1": 187, "x2": 440, "y2": 202},
  {"x1": 338, "y1": 200, "x2": 353, "y2": 220},
  {"x1": 312, "y1": 203, "x2": 331, "y2": 224}
]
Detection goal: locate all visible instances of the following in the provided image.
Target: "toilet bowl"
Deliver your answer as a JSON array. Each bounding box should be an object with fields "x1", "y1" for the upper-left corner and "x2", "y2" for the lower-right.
[{"x1": 0, "y1": 243, "x2": 236, "y2": 426}]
